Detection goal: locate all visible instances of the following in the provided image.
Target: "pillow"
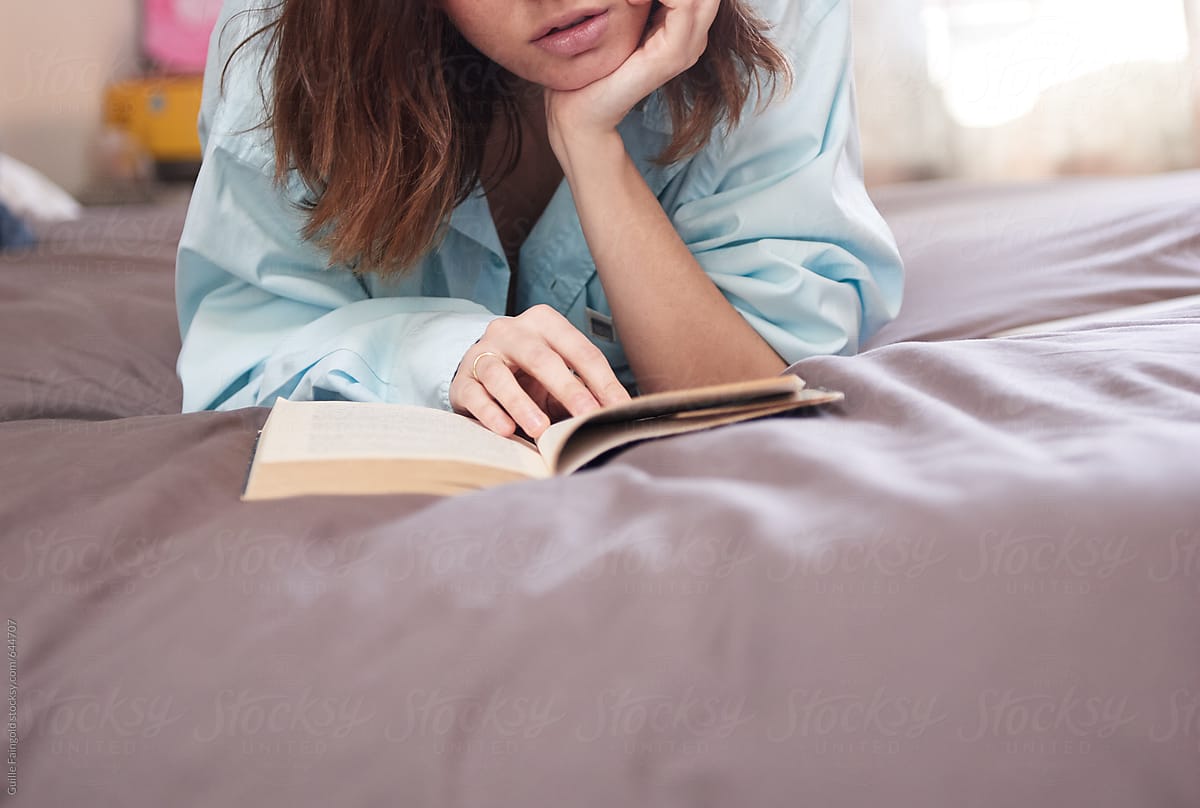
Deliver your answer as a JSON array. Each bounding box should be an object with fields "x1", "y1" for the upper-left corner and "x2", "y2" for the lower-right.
[
  {"x1": 0, "y1": 153, "x2": 82, "y2": 223},
  {"x1": 0, "y1": 203, "x2": 187, "y2": 421},
  {"x1": 866, "y1": 170, "x2": 1200, "y2": 347}
]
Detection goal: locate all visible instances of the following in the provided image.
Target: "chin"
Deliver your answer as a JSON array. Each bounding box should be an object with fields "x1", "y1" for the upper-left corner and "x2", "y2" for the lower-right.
[{"x1": 530, "y1": 44, "x2": 636, "y2": 92}]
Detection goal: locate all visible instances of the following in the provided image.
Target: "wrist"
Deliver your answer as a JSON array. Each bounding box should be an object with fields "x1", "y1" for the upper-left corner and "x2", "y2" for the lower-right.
[{"x1": 550, "y1": 127, "x2": 627, "y2": 182}]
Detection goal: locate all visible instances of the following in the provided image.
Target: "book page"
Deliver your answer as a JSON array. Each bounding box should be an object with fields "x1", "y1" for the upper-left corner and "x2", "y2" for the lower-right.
[
  {"x1": 539, "y1": 386, "x2": 844, "y2": 475},
  {"x1": 254, "y1": 399, "x2": 549, "y2": 479},
  {"x1": 535, "y1": 374, "x2": 809, "y2": 468},
  {"x1": 548, "y1": 391, "x2": 843, "y2": 476}
]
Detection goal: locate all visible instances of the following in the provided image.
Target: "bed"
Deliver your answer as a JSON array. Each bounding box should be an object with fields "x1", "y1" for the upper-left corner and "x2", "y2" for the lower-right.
[{"x1": 2, "y1": 170, "x2": 1198, "y2": 805}]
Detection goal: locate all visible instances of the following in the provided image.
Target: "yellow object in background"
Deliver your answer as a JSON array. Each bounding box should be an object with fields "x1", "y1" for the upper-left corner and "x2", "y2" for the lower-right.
[{"x1": 104, "y1": 76, "x2": 203, "y2": 163}]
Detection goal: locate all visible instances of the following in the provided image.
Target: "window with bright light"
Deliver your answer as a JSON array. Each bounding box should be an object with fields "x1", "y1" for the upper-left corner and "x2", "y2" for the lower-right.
[{"x1": 921, "y1": 0, "x2": 1192, "y2": 128}]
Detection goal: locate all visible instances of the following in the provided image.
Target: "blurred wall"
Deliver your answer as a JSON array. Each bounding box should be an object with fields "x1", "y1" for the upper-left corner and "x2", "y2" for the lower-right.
[
  {"x1": 1190, "y1": 0, "x2": 1200, "y2": 161},
  {"x1": 851, "y1": 0, "x2": 1198, "y2": 183},
  {"x1": 0, "y1": 1, "x2": 140, "y2": 195},
  {"x1": 851, "y1": 0, "x2": 952, "y2": 184}
]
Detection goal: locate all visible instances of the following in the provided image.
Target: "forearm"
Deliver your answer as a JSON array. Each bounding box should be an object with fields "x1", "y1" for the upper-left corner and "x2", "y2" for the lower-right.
[{"x1": 556, "y1": 132, "x2": 786, "y2": 394}]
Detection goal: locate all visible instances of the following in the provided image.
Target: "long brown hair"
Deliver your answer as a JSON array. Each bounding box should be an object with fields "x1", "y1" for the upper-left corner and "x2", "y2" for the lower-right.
[{"x1": 227, "y1": 1, "x2": 793, "y2": 275}]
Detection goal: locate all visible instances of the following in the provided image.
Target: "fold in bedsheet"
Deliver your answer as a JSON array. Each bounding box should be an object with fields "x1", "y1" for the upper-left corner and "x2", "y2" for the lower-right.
[{"x1": 2, "y1": 302, "x2": 1197, "y2": 806}]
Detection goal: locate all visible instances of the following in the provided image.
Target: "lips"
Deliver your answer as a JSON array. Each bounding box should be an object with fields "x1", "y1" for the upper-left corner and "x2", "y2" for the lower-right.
[{"x1": 531, "y1": 7, "x2": 607, "y2": 41}]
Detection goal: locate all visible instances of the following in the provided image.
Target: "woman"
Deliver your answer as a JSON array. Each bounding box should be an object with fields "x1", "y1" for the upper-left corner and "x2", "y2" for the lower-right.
[{"x1": 175, "y1": 0, "x2": 903, "y2": 440}]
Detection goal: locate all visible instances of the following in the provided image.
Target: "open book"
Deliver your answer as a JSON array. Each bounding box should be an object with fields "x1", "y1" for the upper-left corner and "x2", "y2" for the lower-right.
[{"x1": 241, "y1": 374, "x2": 843, "y2": 500}]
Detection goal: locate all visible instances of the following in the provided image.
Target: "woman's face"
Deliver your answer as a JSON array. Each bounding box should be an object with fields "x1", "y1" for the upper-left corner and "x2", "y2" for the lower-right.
[{"x1": 438, "y1": 1, "x2": 655, "y2": 92}]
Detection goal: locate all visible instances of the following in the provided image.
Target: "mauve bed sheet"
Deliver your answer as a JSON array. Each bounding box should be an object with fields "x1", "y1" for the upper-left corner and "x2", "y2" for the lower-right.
[{"x1": 0, "y1": 174, "x2": 1197, "y2": 806}]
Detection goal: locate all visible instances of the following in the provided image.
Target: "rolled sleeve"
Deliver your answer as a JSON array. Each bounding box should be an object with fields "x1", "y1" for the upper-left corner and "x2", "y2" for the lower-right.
[{"x1": 669, "y1": 0, "x2": 904, "y2": 361}]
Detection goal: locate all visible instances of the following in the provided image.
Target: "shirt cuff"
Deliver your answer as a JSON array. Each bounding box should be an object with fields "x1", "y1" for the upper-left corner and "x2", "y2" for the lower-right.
[{"x1": 403, "y1": 311, "x2": 498, "y2": 412}]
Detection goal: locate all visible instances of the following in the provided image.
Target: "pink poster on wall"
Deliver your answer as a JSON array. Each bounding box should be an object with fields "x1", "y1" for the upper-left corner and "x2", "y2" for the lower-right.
[{"x1": 143, "y1": 0, "x2": 223, "y2": 73}]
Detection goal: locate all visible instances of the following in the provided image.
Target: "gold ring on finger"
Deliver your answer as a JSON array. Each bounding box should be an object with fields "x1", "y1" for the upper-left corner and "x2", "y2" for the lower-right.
[{"x1": 470, "y1": 351, "x2": 503, "y2": 383}]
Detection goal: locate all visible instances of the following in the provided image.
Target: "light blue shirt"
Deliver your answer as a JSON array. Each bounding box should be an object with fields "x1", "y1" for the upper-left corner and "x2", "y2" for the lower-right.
[{"x1": 176, "y1": 0, "x2": 904, "y2": 413}]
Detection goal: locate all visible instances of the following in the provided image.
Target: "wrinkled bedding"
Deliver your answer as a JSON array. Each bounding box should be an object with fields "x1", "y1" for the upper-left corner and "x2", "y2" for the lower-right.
[{"x1": 1, "y1": 173, "x2": 1198, "y2": 806}]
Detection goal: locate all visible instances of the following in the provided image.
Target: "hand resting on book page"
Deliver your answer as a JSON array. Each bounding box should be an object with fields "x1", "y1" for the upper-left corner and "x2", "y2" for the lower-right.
[{"x1": 449, "y1": 304, "x2": 632, "y2": 440}]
